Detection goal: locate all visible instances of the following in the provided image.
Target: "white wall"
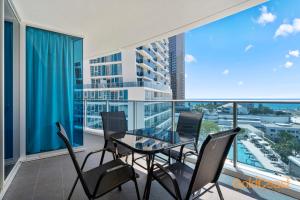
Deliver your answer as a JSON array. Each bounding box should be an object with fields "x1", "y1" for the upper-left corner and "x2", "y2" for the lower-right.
[
  {"x1": 121, "y1": 47, "x2": 137, "y2": 83},
  {"x1": 82, "y1": 58, "x2": 91, "y2": 85},
  {"x1": 127, "y1": 87, "x2": 145, "y2": 101}
]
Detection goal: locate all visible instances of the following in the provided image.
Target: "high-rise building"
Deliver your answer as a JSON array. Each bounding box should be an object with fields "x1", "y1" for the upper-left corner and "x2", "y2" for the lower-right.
[
  {"x1": 168, "y1": 33, "x2": 185, "y2": 100},
  {"x1": 83, "y1": 39, "x2": 172, "y2": 130}
]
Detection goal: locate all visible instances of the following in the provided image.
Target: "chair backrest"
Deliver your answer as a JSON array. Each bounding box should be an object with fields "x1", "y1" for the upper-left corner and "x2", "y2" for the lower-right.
[
  {"x1": 187, "y1": 127, "x2": 240, "y2": 197},
  {"x1": 176, "y1": 112, "x2": 203, "y2": 143},
  {"x1": 56, "y1": 122, "x2": 90, "y2": 195},
  {"x1": 101, "y1": 111, "x2": 128, "y2": 141}
]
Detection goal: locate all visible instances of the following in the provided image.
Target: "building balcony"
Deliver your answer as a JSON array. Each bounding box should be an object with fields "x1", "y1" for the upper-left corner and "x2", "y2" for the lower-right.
[
  {"x1": 137, "y1": 71, "x2": 155, "y2": 81},
  {"x1": 82, "y1": 81, "x2": 171, "y2": 92},
  {"x1": 157, "y1": 41, "x2": 167, "y2": 52},
  {"x1": 136, "y1": 58, "x2": 156, "y2": 70},
  {"x1": 136, "y1": 46, "x2": 157, "y2": 61}
]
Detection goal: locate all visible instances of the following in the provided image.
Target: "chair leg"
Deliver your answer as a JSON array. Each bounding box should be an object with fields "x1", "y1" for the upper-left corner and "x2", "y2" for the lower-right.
[
  {"x1": 131, "y1": 152, "x2": 135, "y2": 167},
  {"x1": 112, "y1": 152, "x2": 116, "y2": 160},
  {"x1": 116, "y1": 151, "x2": 122, "y2": 191},
  {"x1": 178, "y1": 145, "x2": 185, "y2": 162},
  {"x1": 67, "y1": 176, "x2": 79, "y2": 200},
  {"x1": 118, "y1": 185, "x2": 122, "y2": 191},
  {"x1": 100, "y1": 150, "x2": 106, "y2": 165},
  {"x1": 215, "y1": 182, "x2": 224, "y2": 200},
  {"x1": 168, "y1": 149, "x2": 171, "y2": 165},
  {"x1": 194, "y1": 143, "x2": 198, "y2": 154},
  {"x1": 133, "y1": 178, "x2": 141, "y2": 200}
]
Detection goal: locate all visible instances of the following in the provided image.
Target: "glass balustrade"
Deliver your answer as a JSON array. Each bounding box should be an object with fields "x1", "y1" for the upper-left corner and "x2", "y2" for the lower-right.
[{"x1": 82, "y1": 99, "x2": 300, "y2": 183}]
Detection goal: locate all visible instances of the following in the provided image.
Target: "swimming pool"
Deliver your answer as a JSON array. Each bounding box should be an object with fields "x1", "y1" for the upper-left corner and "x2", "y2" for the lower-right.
[{"x1": 228, "y1": 142, "x2": 264, "y2": 169}]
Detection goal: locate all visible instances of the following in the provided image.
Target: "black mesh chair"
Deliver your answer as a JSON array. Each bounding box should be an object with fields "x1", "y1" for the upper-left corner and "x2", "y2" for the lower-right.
[
  {"x1": 148, "y1": 127, "x2": 240, "y2": 200},
  {"x1": 56, "y1": 122, "x2": 140, "y2": 200},
  {"x1": 100, "y1": 111, "x2": 133, "y2": 165},
  {"x1": 160, "y1": 112, "x2": 203, "y2": 163}
]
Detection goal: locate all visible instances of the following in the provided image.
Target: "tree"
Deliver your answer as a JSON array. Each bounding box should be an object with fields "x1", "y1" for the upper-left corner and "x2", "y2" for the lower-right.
[
  {"x1": 272, "y1": 131, "x2": 300, "y2": 164},
  {"x1": 249, "y1": 104, "x2": 274, "y2": 115},
  {"x1": 237, "y1": 128, "x2": 248, "y2": 140},
  {"x1": 201, "y1": 121, "x2": 220, "y2": 137},
  {"x1": 194, "y1": 104, "x2": 204, "y2": 113}
]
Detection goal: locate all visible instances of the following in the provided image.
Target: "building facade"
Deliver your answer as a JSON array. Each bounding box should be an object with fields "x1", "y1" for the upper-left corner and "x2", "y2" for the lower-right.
[
  {"x1": 168, "y1": 33, "x2": 185, "y2": 100},
  {"x1": 83, "y1": 39, "x2": 173, "y2": 131}
]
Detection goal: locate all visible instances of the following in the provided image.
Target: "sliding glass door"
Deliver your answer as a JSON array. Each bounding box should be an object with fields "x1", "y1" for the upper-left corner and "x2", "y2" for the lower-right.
[{"x1": 3, "y1": 0, "x2": 20, "y2": 179}]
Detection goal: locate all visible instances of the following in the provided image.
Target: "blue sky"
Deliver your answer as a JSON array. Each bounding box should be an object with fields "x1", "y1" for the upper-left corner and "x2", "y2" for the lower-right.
[{"x1": 185, "y1": 0, "x2": 300, "y2": 99}]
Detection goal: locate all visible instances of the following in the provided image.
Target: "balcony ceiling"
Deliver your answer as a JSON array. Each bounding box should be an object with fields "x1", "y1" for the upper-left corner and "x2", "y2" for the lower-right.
[{"x1": 11, "y1": 0, "x2": 265, "y2": 58}]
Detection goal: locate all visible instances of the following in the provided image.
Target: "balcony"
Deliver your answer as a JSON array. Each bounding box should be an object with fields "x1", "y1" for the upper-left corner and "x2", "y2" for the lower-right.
[
  {"x1": 4, "y1": 99, "x2": 299, "y2": 199},
  {"x1": 2, "y1": 0, "x2": 300, "y2": 200},
  {"x1": 81, "y1": 100, "x2": 300, "y2": 194},
  {"x1": 82, "y1": 81, "x2": 171, "y2": 92},
  {"x1": 136, "y1": 58, "x2": 156, "y2": 70},
  {"x1": 137, "y1": 46, "x2": 157, "y2": 61},
  {"x1": 137, "y1": 71, "x2": 155, "y2": 81}
]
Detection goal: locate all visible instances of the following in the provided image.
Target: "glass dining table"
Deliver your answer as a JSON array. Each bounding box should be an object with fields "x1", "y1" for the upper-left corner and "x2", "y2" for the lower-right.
[{"x1": 111, "y1": 128, "x2": 195, "y2": 200}]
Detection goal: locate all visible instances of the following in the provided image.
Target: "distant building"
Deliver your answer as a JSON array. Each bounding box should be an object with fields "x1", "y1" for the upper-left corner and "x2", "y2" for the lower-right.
[
  {"x1": 263, "y1": 123, "x2": 300, "y2": 141},
  {"x1": 168, "y1": 33, "x2": 185, "y2": 100},
  {"x1": 288, "y1": 156, "x2": 300, "y2": 178}
]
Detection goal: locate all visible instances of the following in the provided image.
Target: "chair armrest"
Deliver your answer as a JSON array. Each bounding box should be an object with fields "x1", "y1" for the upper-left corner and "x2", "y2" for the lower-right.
[
  {"x1": 152, "y1": 163, "x2": 182, "y2": 198},
  {"x1": 153, "y1": 163, "x2": 177, "y2": 181},
  {"x1": 183, "y1": 151, "x2": 198, "y2": 163},
  {"x1": 81, "y1": 148, "x2": 107, "y2": 170}
]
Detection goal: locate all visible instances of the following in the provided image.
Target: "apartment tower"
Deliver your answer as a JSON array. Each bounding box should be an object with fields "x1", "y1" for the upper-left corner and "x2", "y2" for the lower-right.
[
  {"x1": 83, "y1": 39, "x2": 172, "y2": 130},
  {"x1": 168, "y1": 33, "x2": 185, "y2": 100}
]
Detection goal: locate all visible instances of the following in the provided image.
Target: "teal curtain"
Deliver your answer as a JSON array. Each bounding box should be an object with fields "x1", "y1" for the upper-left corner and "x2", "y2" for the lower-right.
[{"x1": 26, "y1": 27, "x2": 83, "y2": 154}]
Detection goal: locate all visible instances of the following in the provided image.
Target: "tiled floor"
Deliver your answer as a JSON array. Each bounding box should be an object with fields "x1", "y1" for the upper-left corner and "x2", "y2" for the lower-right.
[{"x1": 3, "y1": 134, "x2": 297, "y2": 200}]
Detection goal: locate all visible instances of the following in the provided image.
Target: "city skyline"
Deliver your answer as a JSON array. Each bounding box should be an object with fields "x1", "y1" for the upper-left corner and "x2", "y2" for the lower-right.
[{"x1": 185, "y1": 0, "x2": 300, "y2": 99}]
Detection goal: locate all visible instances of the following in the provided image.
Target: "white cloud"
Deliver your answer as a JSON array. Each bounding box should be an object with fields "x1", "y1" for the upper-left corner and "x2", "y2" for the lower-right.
[
  {"x1": 185, "y1": 73, "x2": 188, "y2": 78},
  {"x1": 223, "y1": 69, "x2": 229, "y2": 75},
  {"x1": 288, "y1": 50, "x2": 300, "y2": 57},
  {"x1": 257, "y1": 6, "x2": 276, "y2": 25},
  {"x1": 294, "y1": 18, "x2": 300, "y2": 32},
  {"x1": 244, "y1": 44, "x2": 254, "y2": 52},
  {"x1": 238, "y1": 81, "x2": 244, "y2": 86},
  {"x1": 285, "y1": 54, "x2": 290, "y2": 58},
  {"x1": 275, "y1": 18, "x2": 300, "y2": 38},
  {"x1": 284, "y1": 61, "x2": 294, "y2": 69},
  {"x1": 185, "y1": 54, "x2": 196, "y2": 63}
]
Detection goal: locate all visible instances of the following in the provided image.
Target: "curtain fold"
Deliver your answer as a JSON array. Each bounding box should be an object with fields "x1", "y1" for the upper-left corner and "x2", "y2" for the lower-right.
[{"x1": 26, "y1": 27, "x2": 82, "y2": 154}]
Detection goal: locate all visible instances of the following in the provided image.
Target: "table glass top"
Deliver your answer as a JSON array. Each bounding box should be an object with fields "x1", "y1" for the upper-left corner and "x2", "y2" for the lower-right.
[{"x1": 111, "y1": 128, "x2": 195, "y2": 153}]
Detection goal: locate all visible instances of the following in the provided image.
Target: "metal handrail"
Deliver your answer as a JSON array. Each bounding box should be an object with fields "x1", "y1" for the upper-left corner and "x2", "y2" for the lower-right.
[{"x1": 81, "y1": 99, "x2": 300, "y2": 103}]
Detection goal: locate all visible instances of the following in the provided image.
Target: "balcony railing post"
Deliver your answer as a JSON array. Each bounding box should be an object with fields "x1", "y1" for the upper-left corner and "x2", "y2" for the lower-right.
[
  {"x1": 133, "y1": 101, "x2": 136, "y2": 130},
  {"x1": 172, "y1": 101, "x2": 175, "y2": 131},
  {"x1": 106, "y1": 100, "x2": 109, "y2": 112},
  {"x1": 233, "y1": 102, "x2": 238, "y2": 167},
  {"x1": 83, "y1": 99, "x2": 87, "y2": 129}
]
